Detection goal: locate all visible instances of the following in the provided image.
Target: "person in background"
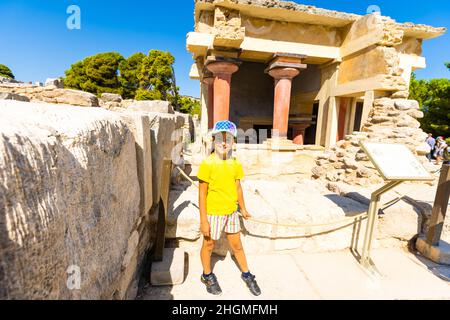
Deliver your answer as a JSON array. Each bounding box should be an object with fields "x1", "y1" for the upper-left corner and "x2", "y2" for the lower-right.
[
  {"x1": 425, "y1": 133, "x2": 436, "y2": 162},
  {"x1": 435, "y1": 137, "x2": 448, "y2": 165}
]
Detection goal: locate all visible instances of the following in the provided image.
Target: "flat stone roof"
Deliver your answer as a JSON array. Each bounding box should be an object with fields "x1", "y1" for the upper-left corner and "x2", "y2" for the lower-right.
[{"x1": 195, "y1": 0, "x2": 446, "y2": 39}]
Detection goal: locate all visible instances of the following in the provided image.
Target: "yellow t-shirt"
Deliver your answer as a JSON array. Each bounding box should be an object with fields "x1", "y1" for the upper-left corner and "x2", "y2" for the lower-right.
[{"x1": 197, "y1": 153, "x2": 244, "y2": 216}]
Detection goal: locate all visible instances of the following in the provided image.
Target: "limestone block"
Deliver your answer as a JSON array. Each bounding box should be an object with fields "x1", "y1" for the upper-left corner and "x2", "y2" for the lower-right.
[
  {"x1": 394, "y1": 99, "x2": 419, "y2": 111},
  {"x1": 128, "y1": 100, "x2": 174, "y2": 114},
  {"x1": 43, "y1": 89, "x2": 99, "y2": 107},
  {"x1": 371, "y1": 116, "x2": 392, "y2": 124},
  {"x1": 150, "y1": 248, "x2": 186, "y2": 286},
  {"x1": 356, "y1": 167, "x2": 372, "y2": 178},
  {"x1": 407, "y1": 109, "x2": 424, "y2": 119},
  {"x1": 312, "y1": 166, "x2": 326, "y2": 178},
  {"x1": 147, "y1": 112, "x2": 185, "y2": 206},
  {"x1": 391, "y1": 90, "x2": 409, "y2": 99},
  {"x1": 213, "y1": 7, "x2": 245, "y2": 48},
  {"x1": 166, "y1": 186, "x2": 201, "y2": 240},
  {"x1": 416, "y1": 238, "x2": 450, "y2": 265},
  {"x1": 45, "y1": 78, "x2": 64, "y2": 88},
  {"x1": 396, "y1": 116, "x2": 420, "y2": 128},
  {"x1": 117, "y1": 111, "x2": 153, "y2": 217},
  {"x1": 343, "y1": 157, "x2": 359, "y2": 170},
  {"x1": 415, "y1": 143, "x2": 431, "y2": 156},
  {"x1": 101, "y1": 93, "x2": 122, "y2": 103},
  {"x1": 0, "y1": 92, "x2": 30, "y2": 102},
  {"x1": 0, "y1": 100, "x2": 140, "y2": 299}
]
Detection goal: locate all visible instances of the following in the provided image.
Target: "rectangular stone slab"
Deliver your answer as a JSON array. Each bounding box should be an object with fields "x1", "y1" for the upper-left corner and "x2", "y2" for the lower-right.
[{"x1": 150, "y1": 248, "x2": 186, "y2": 286}]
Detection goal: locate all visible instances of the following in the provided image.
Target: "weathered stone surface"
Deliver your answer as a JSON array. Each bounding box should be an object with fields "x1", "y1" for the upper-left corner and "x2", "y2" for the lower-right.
[
  {"x1": 53, "y1": 89, "x2": 99, "y2": 107},
  {"x1": 311, "y1": 166, "x2": 326, "y2": 178},
  {"x1": 150, "y1": 248, "x2": 185, "y2": 286},
  {"x1": 45, "y1": 78, "x2": 64, "y2": 88},
  {"x1": 0, "y1": 76, "x2": 19, "y2": 84},
  {"x1": 101, "y1": 93, "x2": 122, "y2": 103},
  {"x1": 407, "y1": 109, "x2": 424, "y2": 119},
  {"x1": 0, "y1": 100, "x2": 140, "y2": 299},
  {"x1": 148, "y1": 112, "x2": 185, "y2": 205},
  {"x1": 390, "y1": 91, "x2": 409, "y2": 99},
  {"x1": 394, "y1": 99, "x2": 419, "y2": 111},
  {"x1": 0, "y1": 92, "x2": 30, "y2": 102},
  {"x1": 415, "y1": 143, "x2": 431, "y2": 156},
  {"x1": 128, "y1": 100, "x2": 174, "y2": 114},
  {"x1": 166, "y1": 184, "x2": 201, "y2": 240},
  {"x1": 343, "y1": 157, "x2": 359, "y2": 170},
  {"x1": 165, "y1": 179, "x2": 371, "y2": 254}
]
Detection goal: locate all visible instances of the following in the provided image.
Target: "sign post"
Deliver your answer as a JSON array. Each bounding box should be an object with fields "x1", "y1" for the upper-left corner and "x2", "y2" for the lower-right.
[
  {"x1": 426, "y1": 164, "x2": 450, "y2": 246},
  {"x1": 415, "y1": 164, "x2": 450, "y2": 265},
  {"x1": 359, "y1": 142, "x2": 433, "y2": 271}
]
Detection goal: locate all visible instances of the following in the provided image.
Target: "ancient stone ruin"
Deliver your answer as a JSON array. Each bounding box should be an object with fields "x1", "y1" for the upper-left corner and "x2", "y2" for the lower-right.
[
  {"x1": 187, "y1": 0, "x2": 445, "y2": 183},
  {"x1": 0, "y1": 0, "x2": 447, "y2": 300},
  {"x1": 0, "y1": 86, "x2": 194, "y2": 299}
]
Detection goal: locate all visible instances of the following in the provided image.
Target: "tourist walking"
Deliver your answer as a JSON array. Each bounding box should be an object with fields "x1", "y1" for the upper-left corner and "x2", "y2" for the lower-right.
[{"x1": 425, "y1": 133, "x2": 436, "y2": 161}]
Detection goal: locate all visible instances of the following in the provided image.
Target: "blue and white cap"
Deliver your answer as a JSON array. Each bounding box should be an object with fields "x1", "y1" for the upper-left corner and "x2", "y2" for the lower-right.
[{"x1": 211, "y1": 120, "x2": 238, "y2": 138}]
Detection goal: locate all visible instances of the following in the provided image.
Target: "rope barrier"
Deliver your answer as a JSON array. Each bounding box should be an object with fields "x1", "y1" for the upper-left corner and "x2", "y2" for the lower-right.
[{"x1": 175, "y1": 166, "x2": 368, "y2": 230}]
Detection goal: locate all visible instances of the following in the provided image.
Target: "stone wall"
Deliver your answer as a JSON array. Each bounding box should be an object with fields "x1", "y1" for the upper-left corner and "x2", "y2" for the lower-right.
[
  {"x1": 311, "y1": 95, "x2": 432, "y2": 186},
  {"x1": 0, "y1": 98, "x2": 185, "y2": 299}
]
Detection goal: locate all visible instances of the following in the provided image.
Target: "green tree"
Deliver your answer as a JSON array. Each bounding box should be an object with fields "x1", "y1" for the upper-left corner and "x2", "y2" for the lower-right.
[
  {"x1": 118, "y1": 52, "x2": 146, "y2": 99},
  {"x1": 446, "y1": 62, "x2": 450, "y2": 70},
  {"x1": 137, "y1": 50, "x2": 176, "y2": 103},
  {"x1": 0, "y1": 64, "x2": 14, "y2": 79},
  {"x1": 64, "y1": 52, "x2": 124, "y2": 96},
  {"x1": 178, "y1": 96, "x2": 200, "y2": 116},
  {"x1": 410, "y1": 69, "x2": 450, "y2": 138}
]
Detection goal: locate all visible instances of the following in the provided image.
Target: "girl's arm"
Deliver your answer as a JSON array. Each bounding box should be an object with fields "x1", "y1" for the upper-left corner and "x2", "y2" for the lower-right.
[
  {"x1": 236, "y1": 180, "x2": 251, "y2": 219},
  {"x1": 199, "y1": 180, "x2": 210, "y2": 237}
]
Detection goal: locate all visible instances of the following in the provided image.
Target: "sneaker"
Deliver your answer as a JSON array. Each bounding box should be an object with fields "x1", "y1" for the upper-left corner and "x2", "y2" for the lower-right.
[
  {"x1": 241, "y1": 273, "x2": 261, "y2": 296},
  {"x1": 201, "y1": 273, "x2": 222, "y2": 295}
]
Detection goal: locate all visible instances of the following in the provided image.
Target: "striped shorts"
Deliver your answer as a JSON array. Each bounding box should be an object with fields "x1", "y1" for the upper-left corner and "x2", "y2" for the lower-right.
[{"x1": 207, "y1": 211, "x2": 241, "y2": 241}]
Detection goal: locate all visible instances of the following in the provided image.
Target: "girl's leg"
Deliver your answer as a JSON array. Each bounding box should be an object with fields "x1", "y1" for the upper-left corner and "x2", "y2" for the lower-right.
[
  {"x1": 226, "y1": 232, "x2": 249, "y2": 272},
  {"x1": 201, "y1": 237, "x2": 216, "y2": 274}
]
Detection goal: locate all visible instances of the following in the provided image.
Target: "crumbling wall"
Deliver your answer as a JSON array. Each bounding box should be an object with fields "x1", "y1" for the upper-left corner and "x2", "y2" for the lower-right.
[{"x1": 311, "y1": 96, "x2": 431, "y2": 186}]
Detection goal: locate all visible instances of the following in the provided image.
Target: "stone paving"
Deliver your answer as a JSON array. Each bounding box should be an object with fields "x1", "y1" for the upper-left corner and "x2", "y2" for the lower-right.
[{"x1": 138, "y1": 246, "x2": 450, "y2": 300}]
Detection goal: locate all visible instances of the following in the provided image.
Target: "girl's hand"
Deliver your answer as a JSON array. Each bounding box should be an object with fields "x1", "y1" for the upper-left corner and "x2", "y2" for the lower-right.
[
  {"x1": 200, "y1": 221, "x2": 211, "y2": 238},
  {"x1": 241, "y1": 210, "x2": 252, "y2": 220}
]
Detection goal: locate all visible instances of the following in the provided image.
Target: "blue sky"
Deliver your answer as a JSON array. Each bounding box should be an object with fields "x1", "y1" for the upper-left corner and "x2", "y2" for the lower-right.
[{"x1": 0, "y1": 0, "x2": 448, "y2": 98}]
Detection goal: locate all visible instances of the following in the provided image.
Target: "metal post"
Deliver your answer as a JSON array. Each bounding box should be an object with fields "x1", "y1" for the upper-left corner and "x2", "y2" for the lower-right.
[
  {"x1": 360, "y1": 180, "x2": 403, "y2": 267},
  {"x1": 154, "y1": 158, "x2": 172, "y2": 262},
  {"x1": 426, "y1": 164, "x2": 450, "y2": 246}
]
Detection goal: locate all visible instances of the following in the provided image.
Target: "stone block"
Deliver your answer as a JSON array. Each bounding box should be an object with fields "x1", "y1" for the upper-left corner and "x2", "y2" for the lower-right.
[
  {"x1": 45, "y1": 78, "x2": 64, "y2": 88},
  {"x1": 117, "y1": 111, "x2": 153, "y2": 217},
  {"x1": 0, "y1": 100, "x2": 140, "y2": 299},
  {"x1": 416, "y1": 237, "x2": 450, "y2": 265},
  {"x1": 0, "y1": 92, "x2": 30, "y2": 102},
  {"x1": 101, "y1": 93, "x2": 122, "y2": 103},
  {"x1": 150, "y1": 248, "x2": 186, "y2": 286},
  {"x1": 128, "y1": 100, "x2": 174, "y2": 114}
]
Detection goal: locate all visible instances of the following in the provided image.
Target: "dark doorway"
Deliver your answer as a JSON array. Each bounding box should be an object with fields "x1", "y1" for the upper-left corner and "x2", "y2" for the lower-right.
[
  {"x1": 353, "y1": 102, "x2": 364, "y2": 132},
  {"x1": 253, "y1": 124, "x2": 272, "y2": 143},
  {"x1": 304, "y1": 102, "x2": 319, "y2": 145}
]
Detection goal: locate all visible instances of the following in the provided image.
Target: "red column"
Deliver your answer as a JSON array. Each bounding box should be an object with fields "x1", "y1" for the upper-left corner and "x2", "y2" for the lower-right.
[
  {"x1": 206, "y1": 62, "x2": 239, "y2": 124},
  {"x1": 292, "y1": 123, "x2": 311, "y2": 145},
  {"x1": 268, "y1": 68, "x2": 300, "y2": 139},
  {"x1": 202, "y1": 77, "x2": 214, "y2": 129},
  {"x1": 337, "y1": 98, "x2": 349, "y2": 142}
]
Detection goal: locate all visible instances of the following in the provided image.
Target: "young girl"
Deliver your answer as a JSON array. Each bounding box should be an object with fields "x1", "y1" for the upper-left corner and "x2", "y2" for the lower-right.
[{"x1": 196, "y1": 120, "x2": 261, "y2": 296}]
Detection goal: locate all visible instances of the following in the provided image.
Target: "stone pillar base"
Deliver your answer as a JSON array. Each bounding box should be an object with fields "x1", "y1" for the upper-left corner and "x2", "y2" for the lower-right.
[
  {"x1": 416, "y1": 237, "x2": 450, "y2": 265},
  {"x1": 263, "y1": 138, "x2": 299, "y2": 152}
]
